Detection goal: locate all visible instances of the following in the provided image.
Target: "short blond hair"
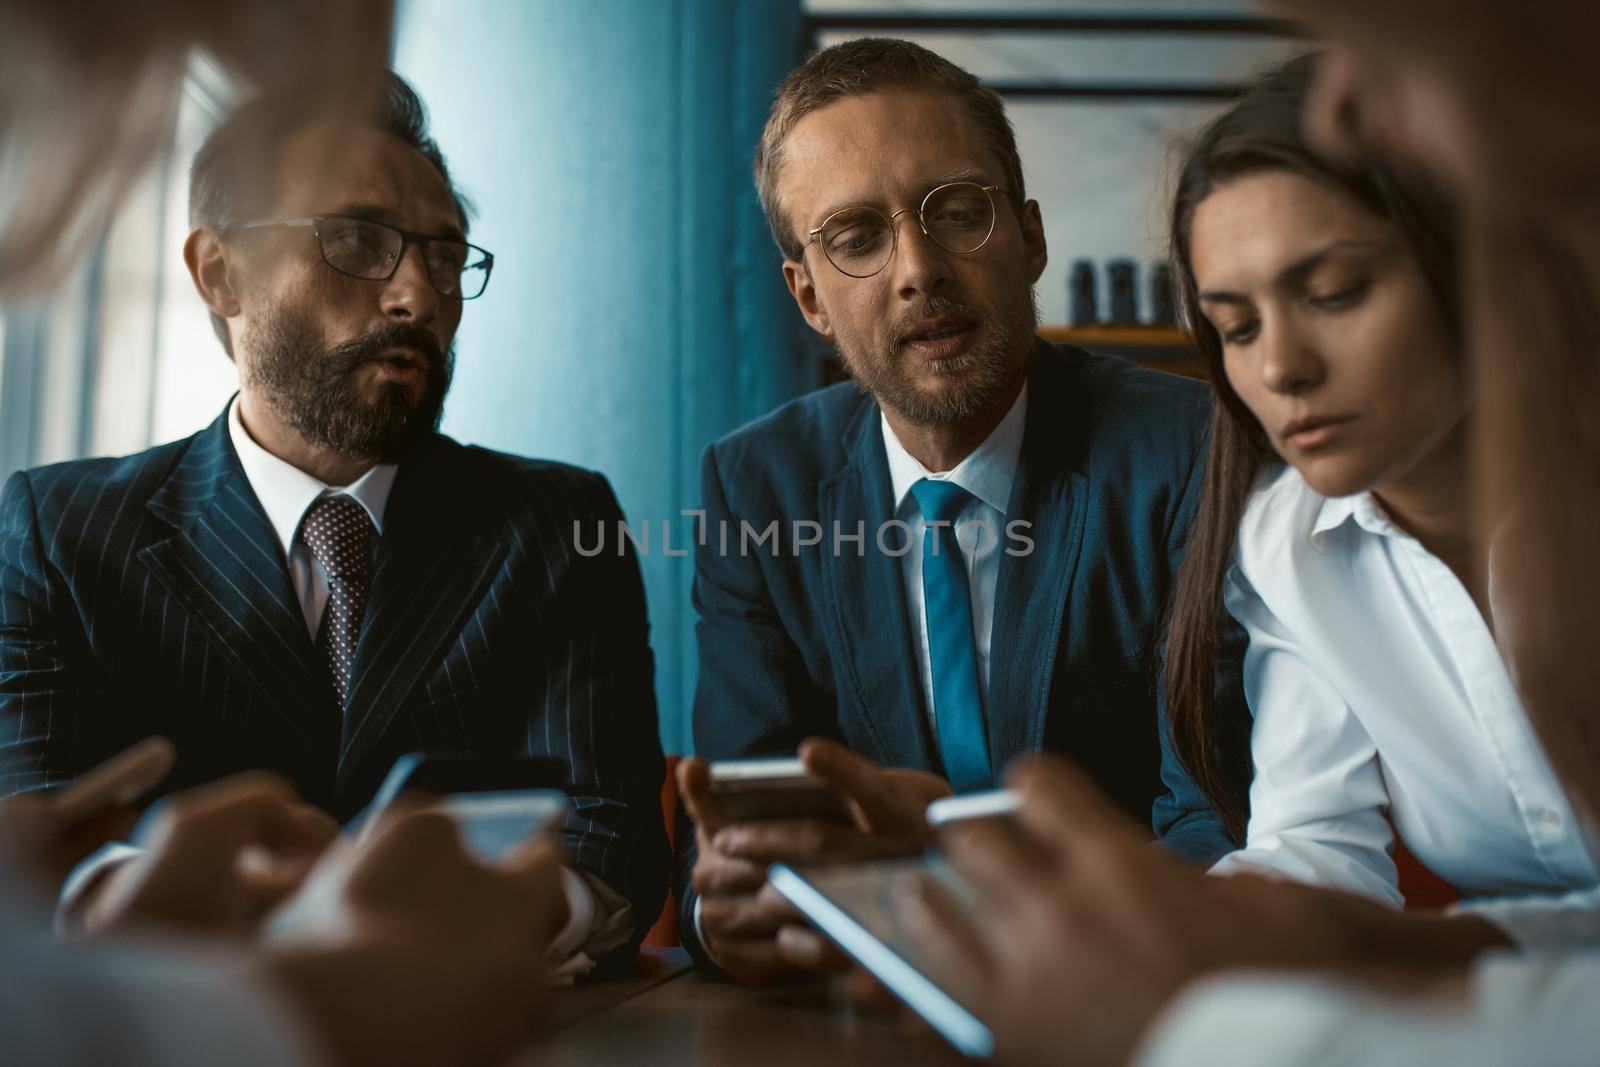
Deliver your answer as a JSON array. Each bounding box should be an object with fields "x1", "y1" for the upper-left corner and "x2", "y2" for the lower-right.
[{"x1": 754, "y1": 38, "x2": 1026, "y2": 261}]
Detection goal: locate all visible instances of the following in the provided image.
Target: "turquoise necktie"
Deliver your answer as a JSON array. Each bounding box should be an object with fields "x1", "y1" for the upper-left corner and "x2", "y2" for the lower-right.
[{"x1": 911, "y1": 478, "x2": 992, "y2": 793}]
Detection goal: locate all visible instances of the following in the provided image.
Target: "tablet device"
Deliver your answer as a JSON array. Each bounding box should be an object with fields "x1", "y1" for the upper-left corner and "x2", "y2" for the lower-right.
[
  {"x1": 769, "y1": 856, "x2": 994, "y2": 1059},
  {"x1": 353, "y1": 753, "x2": 571, "y2": 861},
  {"x1": 708, "y1": 757, "x2": 851, "y2": 823}
]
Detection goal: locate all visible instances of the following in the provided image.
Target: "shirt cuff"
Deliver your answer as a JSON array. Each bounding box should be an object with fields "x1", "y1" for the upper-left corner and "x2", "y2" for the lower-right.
[
  {"x1": 546, "y1": 867, "x2": 635, "y2": 984},
  {"x1": 57, "y1": 842, "x2": 145, "y2": 934},
  {"x1": 1450, "y1": 885, "x2": 1600, "y2": 952},
  {"x1": 549, "y1": 866, "x2": 597, "y2": 961},
  {"x1": 1208, "y1": 841, "x2": 1403, "y2": 907},
  {"x1": 691, "y1": 894, "x2": 724, "y2": 968}
]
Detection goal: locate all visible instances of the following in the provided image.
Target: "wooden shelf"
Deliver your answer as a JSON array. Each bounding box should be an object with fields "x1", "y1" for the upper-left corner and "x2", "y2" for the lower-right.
[
  {"x1": 1037, "y1": 324, "x2": 1207, "y2": 379},
  {"x1": 1037, "y1": 324, "x2": 1190, "y2": 348}
]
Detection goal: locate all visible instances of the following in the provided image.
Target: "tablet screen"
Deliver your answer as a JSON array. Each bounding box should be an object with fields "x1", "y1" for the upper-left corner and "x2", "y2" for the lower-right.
[{"x1": 770, "y1": 856, "x2": 993, "y2": 1058}]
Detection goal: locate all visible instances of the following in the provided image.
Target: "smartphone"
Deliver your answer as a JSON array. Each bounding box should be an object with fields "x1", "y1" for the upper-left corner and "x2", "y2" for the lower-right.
[
  {"x1": 925, "y1": 789, "x2": 1018, "y2": 829},
  {"x1": 708, "y1": 757, "x2": 851, "y2": 823},
  {"x1": 354, "y1": 753, "x2": 572, "y2": 861},
  {"x1": 770, "y1": 857, "x2": 993, "y2": 1059}
]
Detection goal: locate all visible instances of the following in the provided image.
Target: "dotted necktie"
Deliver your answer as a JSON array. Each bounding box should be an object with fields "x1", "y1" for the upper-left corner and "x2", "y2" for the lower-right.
[
  {"x1": 910, "y1": 478, "x2": 993, "y2": 793},
  {"x1": 301, "y1": 495, "x2": 376, "y2": 706}
]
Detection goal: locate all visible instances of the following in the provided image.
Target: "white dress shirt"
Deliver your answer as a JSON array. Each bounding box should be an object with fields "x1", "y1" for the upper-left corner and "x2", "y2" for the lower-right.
[
  {"x1": 881, "y1": 384, "x2": 1027, "y2": 730},
  {"x1": 1136, "y1": 950, "x2": 1600, "y2": 1067},
  {"x1": 227, "y1": 397, "x2": 396, "y2": 637},
  {"x1": 1212, "y1": 464, "x2": 1599, "y2": 949}
]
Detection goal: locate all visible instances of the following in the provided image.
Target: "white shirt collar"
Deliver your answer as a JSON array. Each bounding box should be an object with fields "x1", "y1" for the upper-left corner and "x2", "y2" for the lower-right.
[
  {"x1": 882, "y1": 383, "x2": 1028, "y2": 516},
  {"x1": 227, "y1": 396, "x2": 397, "y2": 556},
  {"x1": 1310, "y1": 490, "x2": 1404, "y2": 550}
]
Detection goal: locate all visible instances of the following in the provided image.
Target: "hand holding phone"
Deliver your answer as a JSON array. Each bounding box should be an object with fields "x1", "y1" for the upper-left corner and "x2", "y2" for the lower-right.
[
  {"x1": 677, "y1": 739, "x2": 955, "y2": 986},
  {"x1": 706, "y1": 757, "x2": 852, "y2": 824}
]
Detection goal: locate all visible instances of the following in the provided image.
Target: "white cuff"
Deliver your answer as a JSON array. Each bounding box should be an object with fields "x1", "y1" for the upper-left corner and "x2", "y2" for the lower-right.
[
  {"x1": 545, "y1": 867, "x2": 635, "y2": 984},
  {"x1": 1450, "y1": 884, "x2": 1600, "y2": 952},
  {"x1": 691, "y1": 893, "x2": 727, "y2": 969},
  {"x1": 550, "y1": 866, "x2": 597, "y2": 960},
  {"x1": 56, "y1": 842, "x2": 145, "y2": 934}
]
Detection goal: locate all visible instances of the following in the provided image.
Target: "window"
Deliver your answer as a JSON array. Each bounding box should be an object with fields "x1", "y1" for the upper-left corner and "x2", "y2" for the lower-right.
[{"x1": 0, "y1": 55, "x2": 238, "y2": 478}]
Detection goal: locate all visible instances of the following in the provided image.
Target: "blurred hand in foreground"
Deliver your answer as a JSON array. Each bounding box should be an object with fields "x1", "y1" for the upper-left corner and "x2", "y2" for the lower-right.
[
  {"x1": 264, "y1": 805, "x2": 569, "y2": 1067},
  {"x1": 901, "y1": 755, "x2": 1499, "y2": 1067}
]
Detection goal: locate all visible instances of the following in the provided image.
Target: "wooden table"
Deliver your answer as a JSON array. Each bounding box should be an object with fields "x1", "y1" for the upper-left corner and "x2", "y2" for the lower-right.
[{"x1": 522, "y1": 949, "x2": 967, "y2": 1065}]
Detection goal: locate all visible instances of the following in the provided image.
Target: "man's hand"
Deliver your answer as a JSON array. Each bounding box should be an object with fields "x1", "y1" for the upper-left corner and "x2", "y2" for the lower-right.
[
  {"x1": 0, "y1": 737, "x2": 175, "y2": 906},
  {"x1": 77, "y1": 771, "x2": 339, "y2": 939},
  {"x1": 900, "y1": 754, "x2": 1501, "y2": 1067},
  {"x1": 264, "y1": 806, "x2": 569, "y2": 1067},
  {"x1": 679, "y1": 738, "x2": 951, "y2": 985}
]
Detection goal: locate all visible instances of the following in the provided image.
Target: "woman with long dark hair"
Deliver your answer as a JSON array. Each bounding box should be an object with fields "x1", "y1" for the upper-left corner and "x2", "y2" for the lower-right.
[
  {"x1": 1162, "y1": 53, "x2": 1597, "y2": 945},
  {"x1": 901, "y1": 26, "x2": 1600, "y2": 1067}
]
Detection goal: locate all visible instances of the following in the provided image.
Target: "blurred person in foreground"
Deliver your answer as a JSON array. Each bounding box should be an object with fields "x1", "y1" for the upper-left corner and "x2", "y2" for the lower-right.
[
  {"x1": 896, "y1": 8, "x2": 1600, "y2": 1066},
  {"x1": 0, "y1": 0, "x2": 392, "y2": 294},
  {"x1": 0, "y1": 742, "x2": 568, "y2": 1066},
  {"x1": 0, "y1": 4, "x2": 576, "y2": 1064}
]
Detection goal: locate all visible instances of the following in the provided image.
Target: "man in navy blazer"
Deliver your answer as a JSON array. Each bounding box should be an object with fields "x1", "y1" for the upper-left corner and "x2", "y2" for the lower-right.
[
  {"x1": 0, "y1": 74, "x2": 668, "y2": 967},
  {"x1": 676, "y1": 39, "x2": 1240, "y2": 983}
]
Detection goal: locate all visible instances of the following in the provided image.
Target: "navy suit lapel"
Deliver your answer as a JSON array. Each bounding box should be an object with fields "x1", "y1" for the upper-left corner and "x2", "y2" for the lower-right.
[
  {"x1": 336, "y1": 436, "x2": 508, "y2": 790},
  {"x1": 817, "y1": 402, "x2": 939, "y2": 771},
  {"x1": 988, "y1": 345, "x2": 1092, "y2": 767},
  {"x1": 138, "y1": 413, "x2": 334, "y2": 756}
]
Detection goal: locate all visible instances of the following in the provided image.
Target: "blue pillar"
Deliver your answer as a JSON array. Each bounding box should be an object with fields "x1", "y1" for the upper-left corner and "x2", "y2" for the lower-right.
[{"x1": 395, "y1": 0, "x2": 814, "y2": 753}]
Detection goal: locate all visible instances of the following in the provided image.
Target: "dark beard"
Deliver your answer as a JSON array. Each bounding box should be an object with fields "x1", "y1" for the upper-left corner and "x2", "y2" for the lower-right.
[
  {"x1": 836, "y1": 281, "x2": 1039, "y2": 427},
  {"x1": 241, "y1": 308, "x2": 453, "y2": 464}
]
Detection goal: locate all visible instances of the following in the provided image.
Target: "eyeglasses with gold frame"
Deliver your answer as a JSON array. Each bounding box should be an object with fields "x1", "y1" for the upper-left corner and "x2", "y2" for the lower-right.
[{"x1": 804, "y1": 181, "x2": 1007, "y2": 278}]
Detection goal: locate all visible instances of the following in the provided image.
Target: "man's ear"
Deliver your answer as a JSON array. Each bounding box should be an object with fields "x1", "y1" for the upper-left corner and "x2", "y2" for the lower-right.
[
  {"x1": 183, "y1": 227, "x2": 242, "y2": 320},
  {"x1": 782, "y1": 256, "x2": 833, "y2": 339},
  {"x1": 1021, "y1": 199, "x2": 1048, "y2": 286}
]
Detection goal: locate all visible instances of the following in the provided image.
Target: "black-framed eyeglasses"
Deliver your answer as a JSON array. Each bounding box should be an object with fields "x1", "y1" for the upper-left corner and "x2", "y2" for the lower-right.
[
  {"x1": 237, "y1": 214, "x2": 495, "y2": 299},
  {"x1": 805, "y1": 181, "x2": 1007, "y2": 279}
]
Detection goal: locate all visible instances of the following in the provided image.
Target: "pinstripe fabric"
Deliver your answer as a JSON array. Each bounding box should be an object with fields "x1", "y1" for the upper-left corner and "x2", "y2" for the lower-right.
[{"x1": 0, "y1": 409, "x2": 669, "y2": 952}]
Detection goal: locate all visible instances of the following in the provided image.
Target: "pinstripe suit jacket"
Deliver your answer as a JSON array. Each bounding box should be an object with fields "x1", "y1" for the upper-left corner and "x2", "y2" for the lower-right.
[{"x1": 0, "y1": 410, "x2": 669, "y2": 949}]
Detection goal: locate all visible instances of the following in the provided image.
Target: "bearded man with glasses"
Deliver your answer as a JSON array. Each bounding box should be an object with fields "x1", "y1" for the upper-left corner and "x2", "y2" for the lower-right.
[
  {"x1": 0, "y1": 73, "x2": 668, "y2": 976},
  {"x1": 675, "y1": 38, "x2": 1245, "y2": 985}
]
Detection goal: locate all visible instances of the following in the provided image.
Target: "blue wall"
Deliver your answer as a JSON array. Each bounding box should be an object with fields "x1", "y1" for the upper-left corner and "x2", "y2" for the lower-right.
[{"x1": 395, "y1": 0, "x2": 815, "y2": 753}]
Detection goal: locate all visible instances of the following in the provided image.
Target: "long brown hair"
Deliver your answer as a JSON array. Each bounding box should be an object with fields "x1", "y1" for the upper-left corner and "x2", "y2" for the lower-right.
[{"x1": 1161, "y1": 54, "x2": 1463, "y2": 842}]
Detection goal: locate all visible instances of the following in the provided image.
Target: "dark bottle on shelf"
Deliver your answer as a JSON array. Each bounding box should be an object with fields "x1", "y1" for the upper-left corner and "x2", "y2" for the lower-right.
[
  {"x1": 1149, "y1": 262, "x2": 1176, "y2": 325},
  {"x1": 1068, "y1": 259, "x2": 1098, "y2": 325},
  {"x1": 1107, "y1": 259, "x2": 1138, "y2": 325}
]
